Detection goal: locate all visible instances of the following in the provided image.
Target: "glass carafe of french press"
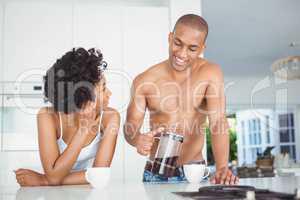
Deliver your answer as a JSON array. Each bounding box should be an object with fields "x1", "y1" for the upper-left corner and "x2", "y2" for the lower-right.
[{"x1": 150, "y1": 131, "x2": 184, "y2": 177}]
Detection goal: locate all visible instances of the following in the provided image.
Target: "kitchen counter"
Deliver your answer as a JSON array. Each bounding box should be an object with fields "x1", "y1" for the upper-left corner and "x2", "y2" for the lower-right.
[{"x1": 1, "y1": 177, "x2": 300, "y2": 200}]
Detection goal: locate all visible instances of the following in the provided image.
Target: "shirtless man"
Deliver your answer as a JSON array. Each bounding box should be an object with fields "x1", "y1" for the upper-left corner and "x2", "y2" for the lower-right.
[{"x1": 124, "y1": 14, "x2": 238, "y2": 185}]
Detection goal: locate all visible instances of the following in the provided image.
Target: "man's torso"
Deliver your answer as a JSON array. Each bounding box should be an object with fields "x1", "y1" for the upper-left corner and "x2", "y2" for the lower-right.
[{"x1": 141, "y1": 59, "x2": 215, "y2": 164}]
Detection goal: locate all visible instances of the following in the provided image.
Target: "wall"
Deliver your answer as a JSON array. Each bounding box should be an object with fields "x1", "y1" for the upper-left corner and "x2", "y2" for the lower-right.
[
  {"x1": 169, "y1": 0, "x2": 201, "y2": 30},
  {"x1": 225, "y1": 75, "x2": 300, "y2": 108}
]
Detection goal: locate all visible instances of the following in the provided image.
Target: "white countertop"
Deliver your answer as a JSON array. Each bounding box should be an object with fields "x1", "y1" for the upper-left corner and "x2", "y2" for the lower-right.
[{"x1": 1, "y1": 177, "x2": 300, "y2": 200}]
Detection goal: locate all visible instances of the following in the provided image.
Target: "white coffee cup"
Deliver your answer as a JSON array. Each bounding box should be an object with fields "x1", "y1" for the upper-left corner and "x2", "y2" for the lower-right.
[
  {"x1": 85, "y1": 167, "x2": 111, "y2": 189},
  {"x1": 183, "y1": 164, "x2": 210, "y2": 183}
]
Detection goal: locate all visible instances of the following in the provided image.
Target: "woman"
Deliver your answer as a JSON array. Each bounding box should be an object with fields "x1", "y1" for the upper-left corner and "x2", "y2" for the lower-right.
[{"x1": 14, "y1": 48, "x2": 120, "y2": 186}]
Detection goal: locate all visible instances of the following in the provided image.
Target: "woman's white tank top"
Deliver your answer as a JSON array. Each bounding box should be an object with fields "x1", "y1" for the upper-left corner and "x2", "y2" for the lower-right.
[{"x1": 56, "y1": 112, "x2": 102, "y2": 171}]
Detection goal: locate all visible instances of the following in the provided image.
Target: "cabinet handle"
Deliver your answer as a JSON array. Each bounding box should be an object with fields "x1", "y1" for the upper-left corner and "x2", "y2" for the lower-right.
[
  {"x1": 33, "y1": 86, "x2": 42, "y2": 91},
  {"x1": 5, "y1": 95, "x2": 43, "y2": 100}
]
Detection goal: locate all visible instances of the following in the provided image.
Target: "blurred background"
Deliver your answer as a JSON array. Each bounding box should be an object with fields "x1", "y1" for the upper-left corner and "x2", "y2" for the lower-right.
[{"x1": 203, "y1": 0, "x2": 300, "y2": 178}]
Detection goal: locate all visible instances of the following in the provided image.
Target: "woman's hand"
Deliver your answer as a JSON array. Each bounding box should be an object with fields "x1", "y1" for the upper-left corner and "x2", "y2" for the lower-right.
[
  {"x1": 15, "y1": 169, "x2": 48, "y2": 187},
  {"x1": 78, "y1": 102, "x2": 101, "y2": 136}
]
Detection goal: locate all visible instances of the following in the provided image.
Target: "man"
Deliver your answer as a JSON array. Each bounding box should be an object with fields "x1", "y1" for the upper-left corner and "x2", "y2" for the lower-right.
[{"x1": 124, "y1": 14, "x2": 238, "y2": 185}]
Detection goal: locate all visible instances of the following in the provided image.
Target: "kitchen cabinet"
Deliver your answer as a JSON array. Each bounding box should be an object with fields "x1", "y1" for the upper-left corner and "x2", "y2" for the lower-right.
[
  {"x1": 122, "y1": 6, "x2": 169, "y2": 181},
  {"x1": 3, "y1": 1, "x2": 73, "y2": 82},
  {"x1": 122, "y1": 6, "x2": 169, "y2": 79},
  {"x1": 73, "y1": 3, "x2": 126, "y2": 181},
  {"x1": 2, "y1": 96, "x2": 40, "y2": 150},
  {"x1": 1, "y1": 82, "x2": 48, "y2": 151},
  {"x1": 0, "y1": 151, "x2": 42, "y2": 186},
  {"x1": 0, "y1": 88, "x2": 3, "y2": 151},
  {"x1": 0, "y1": 3, "x2": 3, "y2": 82},
  {"x1": 73, "y1": 2, "x2": 130, "y2": 113},
  {"x1": 73, "y1": 3, "x2": 122, "y2": 71}
]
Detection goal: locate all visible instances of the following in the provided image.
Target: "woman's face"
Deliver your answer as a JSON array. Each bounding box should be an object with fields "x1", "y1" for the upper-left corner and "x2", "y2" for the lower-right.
[{"x1": 95, "y1": 76, "x2": 112, "y2": 110}]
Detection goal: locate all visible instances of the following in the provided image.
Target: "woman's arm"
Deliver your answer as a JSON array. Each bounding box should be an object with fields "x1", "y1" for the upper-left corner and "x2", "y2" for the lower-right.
[
  {"x1": 59, "y1": 108, "x2": 120, "y2": 185},
  {"x1": 93, "y1": 108, "x2": 120, "y2": 167},
  {"x1": 15, "y1": 107, "x2": 119, "y2": 186},
  {"x1": 37, "y1": 107, "x2": 95, "y2": 185}
]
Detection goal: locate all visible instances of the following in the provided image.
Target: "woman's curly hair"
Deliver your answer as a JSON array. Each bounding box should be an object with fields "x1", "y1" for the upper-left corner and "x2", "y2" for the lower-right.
[{"x1": 44, "y1": 47, "x2": 107, "y2": 114}]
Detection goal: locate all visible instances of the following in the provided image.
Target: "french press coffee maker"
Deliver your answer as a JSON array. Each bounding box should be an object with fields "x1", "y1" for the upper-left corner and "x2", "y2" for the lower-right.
[{"x1": 150, "y1": 131, "x2": 184, "y2": 177}]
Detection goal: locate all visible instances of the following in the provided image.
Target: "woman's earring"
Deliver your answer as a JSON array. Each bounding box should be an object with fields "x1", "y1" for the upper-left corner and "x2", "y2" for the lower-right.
[{"x1": 99, "y1": 61, "x2": 107, "y2": 71}]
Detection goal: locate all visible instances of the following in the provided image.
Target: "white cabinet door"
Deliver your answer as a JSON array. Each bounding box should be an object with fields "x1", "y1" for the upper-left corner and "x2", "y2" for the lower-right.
[
  {"x1": 3, "y1": 2, "x2": 73, "y2": 82},
  {"x1": 73, "y1": 3, "x2": 125, "y2": 181},
  {"x1": 73, "y1": 3, "x2": 129, "y2": 112},
  {"x1": 73, "y1": 3, "x2": 122, "y2": 71},
  {"x1": 123, "y1": 6, "x2": 169, "y2": 79},
  {"x1": 0, "y1": 151, "x2": 42, "y2": 186},
  {"x1": 122, "y1": 6, "x2": 169, "y2": 182},
  {"x1": 0, "y1": 93, "x2": 3, "y2": 151},
  {"x1": 2, "y1": 94, "x2": 48, "y2": 151},
  {"x1": 0, "y1": 3, "x2": 3, "y2": 82}
]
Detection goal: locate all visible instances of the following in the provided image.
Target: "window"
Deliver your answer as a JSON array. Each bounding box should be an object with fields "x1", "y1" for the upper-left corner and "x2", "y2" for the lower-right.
[
  {"x1": 257, "y1": 119, "x2": 262, "y2": 145},
  {"x1": 291, "y1": 129, "x2": 295, "y2": 142},
  {"x1": 278, "y1": 113, "x2": 297, "y2": 160},
  {"x1": 280, "y1": 129, "x2": 290, "y2": 143},
  {"x1": 266, "y1": 116, "x2": 271, "y2": 144},
  {"x1": 292, "y1": 146, "x2": 296, "y2": 160},
  {"x1": 257, "y1": 147, "x2": 262, "y2": 155},
  {"x1": 235, "y1": 109, "x2": 298, "y2": 165},
  {"x1": 280, "y1": 145, "x2": 296, "y2": 160},
  {"x1": 248, "y1": 118, "x2": 262, "y2": 145},
  {"x1": 279, "y1": 114, "x2": 288, "y2": 127},
  {"x1": 254, "y1": 132, "x2": 257, "y2": 145},
  {"x1": 241, "y1": 121, "x2": 246, "y2": 145},
  {"x1": 279, "y1": 113, "x2": 294, "y2": 128},
  {"x1": 251, "y1": 148, "x2": 256, "y2": 161}
]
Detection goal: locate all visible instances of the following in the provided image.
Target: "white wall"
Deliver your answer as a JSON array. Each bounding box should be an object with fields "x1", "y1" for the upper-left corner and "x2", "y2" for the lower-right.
[
  {"x1": 3, "y1": 1, "x2": 73, "y2": 82},
  {"x1": 225, "y1": 75, "x2": 300, "y2": 107},
  {"x1": 0, "y1": 2, "x2": 3, "y2": 83},
  {"x1": 169, "y1": 0, "x2": 202, "y2": 30}
]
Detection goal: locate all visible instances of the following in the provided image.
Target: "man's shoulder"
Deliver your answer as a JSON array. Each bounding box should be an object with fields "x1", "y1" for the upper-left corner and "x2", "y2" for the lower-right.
[
  {"x1": 133, "y1": 60, "x2": 167, "y2": 84},
  {"x1": 198, "y1": 58, "x2": 221, "y2": 72},
  {"x1": 197, "y1": 58, "x2": 223, "y2": 79}
]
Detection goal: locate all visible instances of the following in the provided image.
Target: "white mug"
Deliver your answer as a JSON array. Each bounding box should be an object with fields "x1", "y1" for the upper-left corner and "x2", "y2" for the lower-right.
[
  {"x1": 183, "y1": 164, "x2": 210, "y2": 183},
  {"x1": 85, "y1": 167, "x2": 111, "y2": 189}
]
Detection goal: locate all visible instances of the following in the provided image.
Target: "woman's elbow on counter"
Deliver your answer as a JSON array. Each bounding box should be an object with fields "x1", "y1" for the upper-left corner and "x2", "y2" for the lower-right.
[{"x1": 44, "y1": 174, "x2": 63, "y2": 186}]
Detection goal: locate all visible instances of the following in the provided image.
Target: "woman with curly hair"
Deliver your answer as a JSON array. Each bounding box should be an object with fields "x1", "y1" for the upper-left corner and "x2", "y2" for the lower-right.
[{"x1": 14, "y1": 48, "x2": 120, "y2": 186}]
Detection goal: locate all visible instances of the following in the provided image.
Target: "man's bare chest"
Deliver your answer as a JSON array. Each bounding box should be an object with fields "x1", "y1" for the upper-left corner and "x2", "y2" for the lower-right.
[{"x1": 145, "y1": 80, "x2": 208, "y2": 113}]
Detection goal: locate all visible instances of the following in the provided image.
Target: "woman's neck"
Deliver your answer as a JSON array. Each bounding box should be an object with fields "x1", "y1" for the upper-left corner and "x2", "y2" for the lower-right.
[{"x1": 59, "y1": 108, "x2": 101, "y2": 128}]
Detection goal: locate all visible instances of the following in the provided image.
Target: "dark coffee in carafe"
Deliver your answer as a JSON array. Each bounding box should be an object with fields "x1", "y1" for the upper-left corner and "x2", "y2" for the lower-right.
[
  {"x1": 150, "y1": 132, "x2": 183, "y2": 177},
  {"x1": 151, "y1": 156, "x2": 179, "y2": 177}
]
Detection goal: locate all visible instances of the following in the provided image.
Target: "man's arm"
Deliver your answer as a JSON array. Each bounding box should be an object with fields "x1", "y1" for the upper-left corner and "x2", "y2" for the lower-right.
[
  {"x1": 205, "y1": 66, "x2": 229, "y2": 170},
  {"x1": 123, "y1": 76, "x2": 164, "y2": 156},
  {"x1": 124, "y1": 76, "x2": 147, "y2": 146},
  {"x1": 205, "y1": 65, "x2": 238, "y2": 185}
]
